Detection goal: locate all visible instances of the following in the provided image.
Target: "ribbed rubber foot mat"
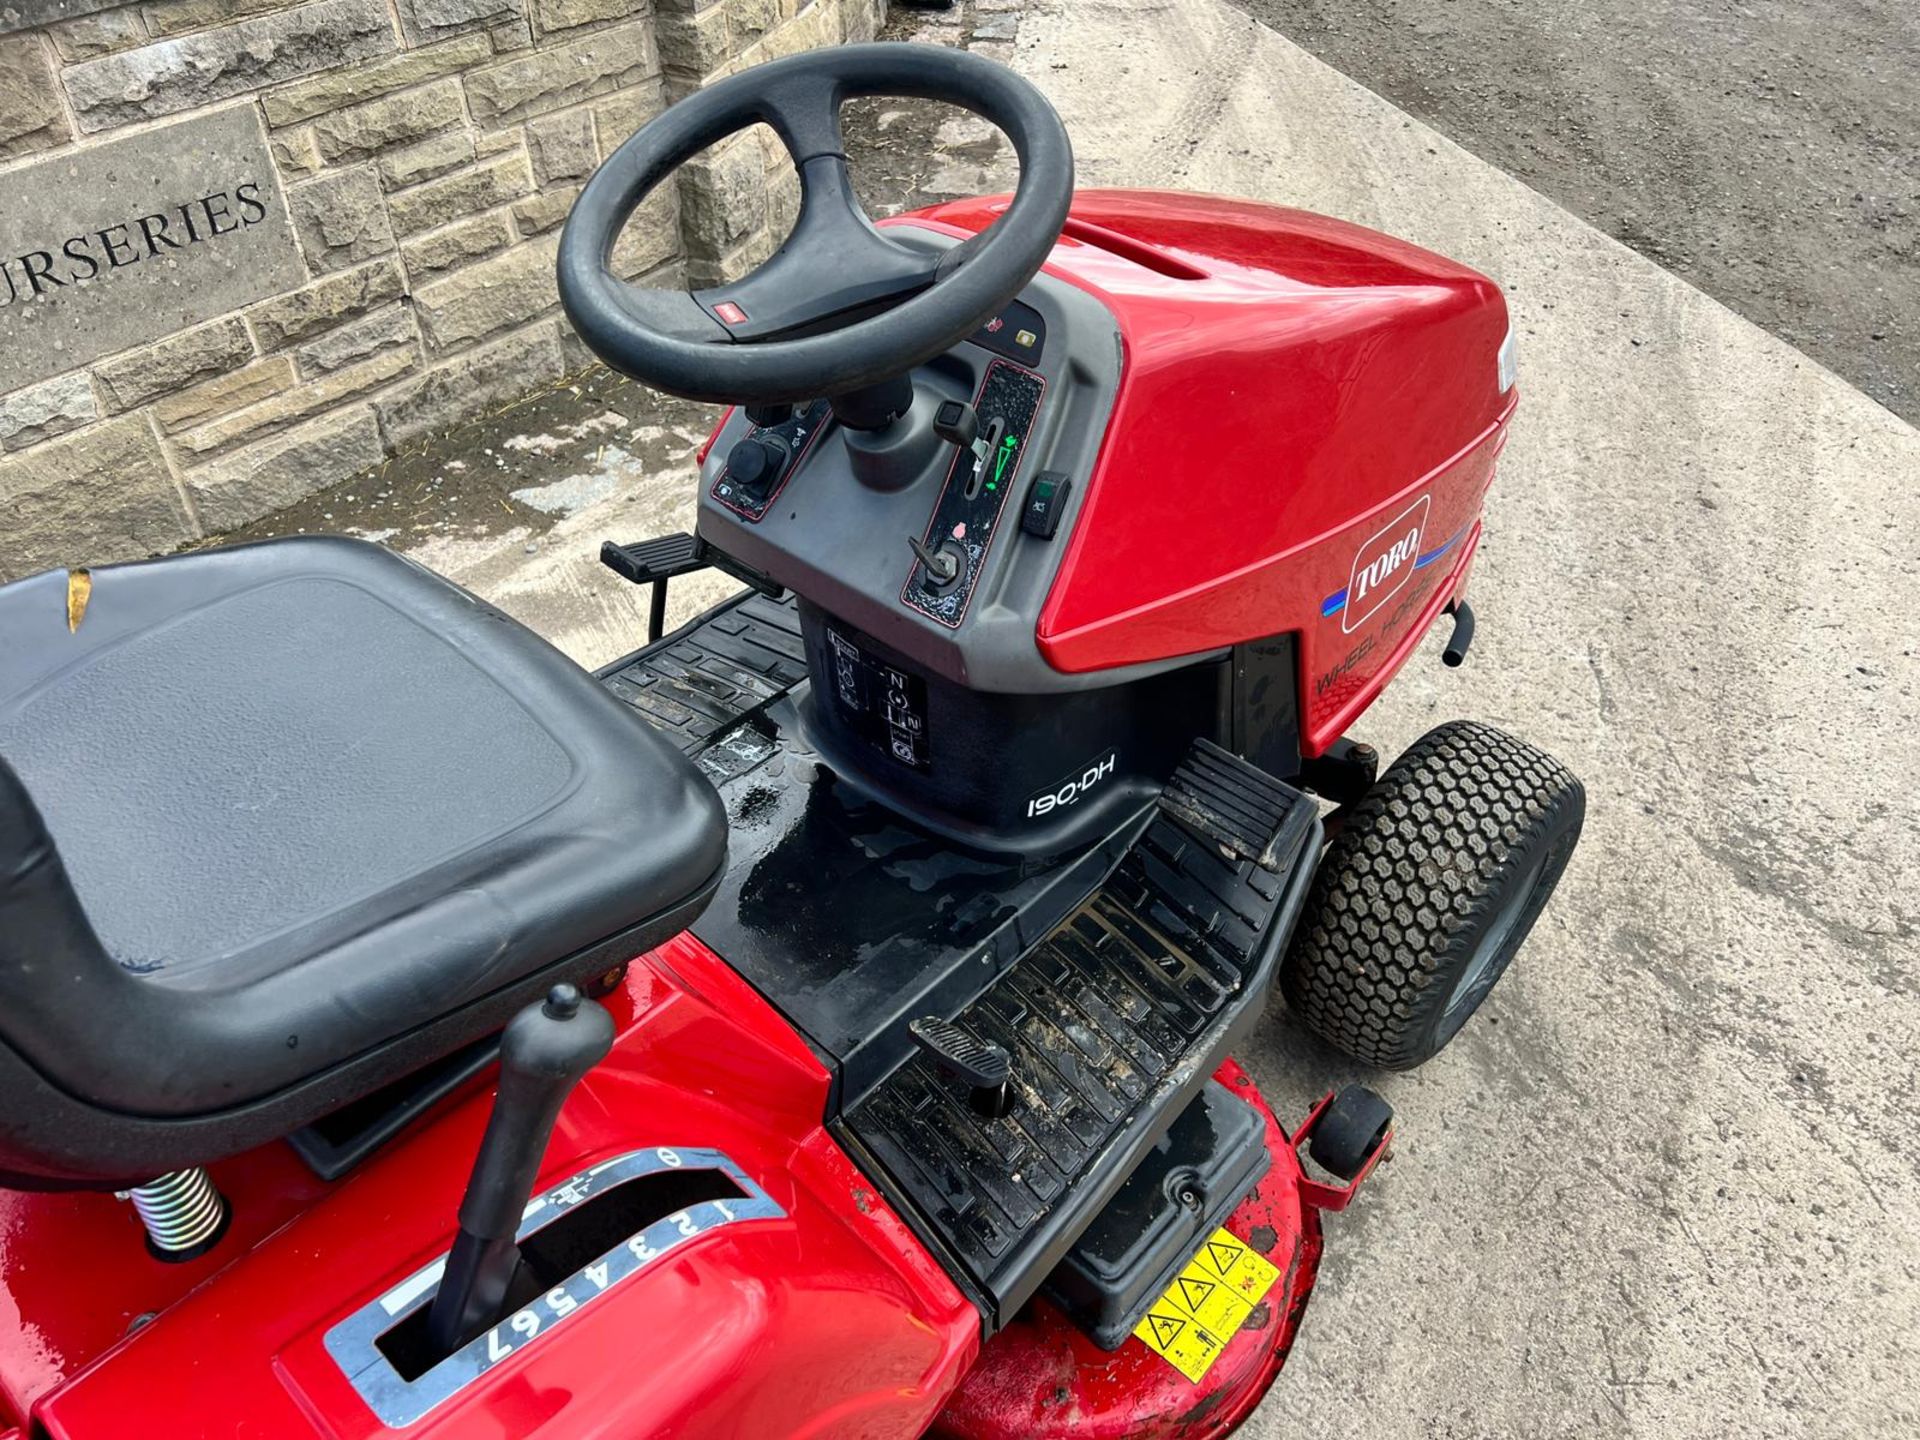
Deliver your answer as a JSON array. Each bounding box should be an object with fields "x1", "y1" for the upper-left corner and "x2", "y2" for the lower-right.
[
  {"x1": 596, "y1": 593, "x2": 806, "y2": 754},
  {"x1": 842, "y1": 741, "x2": 1320, "y2": 1321}
]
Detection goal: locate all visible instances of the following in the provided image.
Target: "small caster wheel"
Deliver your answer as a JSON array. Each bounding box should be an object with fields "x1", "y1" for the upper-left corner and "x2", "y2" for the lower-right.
[{"x1": 1308, "y1": 1085, "x2": 1393, "y2": 1181}]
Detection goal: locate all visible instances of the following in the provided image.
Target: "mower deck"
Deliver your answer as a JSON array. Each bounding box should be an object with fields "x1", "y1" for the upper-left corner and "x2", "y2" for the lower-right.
[{"x1": 597, "y1": 591, "x2": 1323, "y2": 1329}]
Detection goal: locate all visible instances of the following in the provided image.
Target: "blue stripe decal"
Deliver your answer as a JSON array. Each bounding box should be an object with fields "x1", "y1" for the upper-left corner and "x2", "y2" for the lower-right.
[
  {"x1": 1412, "y1": 528, "x2": 1464, "y2": 571},
  {"x1": 1319, "y1": 524, "x2": 1469, "y2": 618}
]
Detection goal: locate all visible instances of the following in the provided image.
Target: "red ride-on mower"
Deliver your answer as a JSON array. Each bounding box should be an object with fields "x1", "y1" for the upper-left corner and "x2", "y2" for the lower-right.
[{"x1": 0, "y1": 44, "x2": 1583, "y2": 1440}]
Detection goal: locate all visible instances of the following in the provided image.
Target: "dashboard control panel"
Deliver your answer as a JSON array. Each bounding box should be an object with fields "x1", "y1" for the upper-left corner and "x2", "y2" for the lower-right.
[
  {"x1": 966, "y1": 296, "x2": 1047, "y2": 366},
  {"x1": 901, "y1": 359, "x2": 1046, "y2": 629},
  {"x1": 693, "y1": 239, "x2": 1125, "y2": 695}
]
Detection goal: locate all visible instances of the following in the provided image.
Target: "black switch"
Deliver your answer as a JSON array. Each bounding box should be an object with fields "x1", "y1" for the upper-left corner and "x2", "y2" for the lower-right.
[{"x1": 1020, "y1": 471, "x2": 1072, "y2": 539}]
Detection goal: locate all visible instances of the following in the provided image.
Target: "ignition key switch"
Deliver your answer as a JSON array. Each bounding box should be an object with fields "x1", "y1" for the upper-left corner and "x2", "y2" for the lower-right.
[{"x1": 907, "y1": 532, "x2": 964, "y2": 590}]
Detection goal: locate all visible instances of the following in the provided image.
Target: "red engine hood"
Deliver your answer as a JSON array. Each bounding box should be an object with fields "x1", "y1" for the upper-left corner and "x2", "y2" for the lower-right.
[{"x1": 904, "y1": 187, "x2": 1516, "y2": 753}]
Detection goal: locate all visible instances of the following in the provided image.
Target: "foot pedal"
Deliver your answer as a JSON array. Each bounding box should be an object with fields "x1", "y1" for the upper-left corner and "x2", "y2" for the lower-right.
[
  {"x1": 599, "y1": 533, "x2": 706, "y2": 588},
  {"x1": 1160, "y1": 738, "x2": 1316, "y2": 872},
  {"x1": 910, "y1": 1017, "x2": 1013, "y2": 1118},
  {"x1": 600, "y1": 533, "x2": 782, "y2": 642}
]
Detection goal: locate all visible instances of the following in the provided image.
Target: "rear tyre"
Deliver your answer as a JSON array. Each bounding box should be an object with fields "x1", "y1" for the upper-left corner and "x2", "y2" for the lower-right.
[{"x1": 1281, "y1": 720, "x2": 1584, "y2": 1069}]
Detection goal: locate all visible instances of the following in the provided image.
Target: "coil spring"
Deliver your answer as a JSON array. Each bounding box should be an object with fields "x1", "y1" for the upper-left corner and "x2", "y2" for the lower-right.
[{"x1": 125, "y1": 1168, "x2": 228, "y2": 1257}]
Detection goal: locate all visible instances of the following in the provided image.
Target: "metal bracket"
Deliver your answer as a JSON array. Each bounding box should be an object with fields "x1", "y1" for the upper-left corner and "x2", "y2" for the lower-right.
[
  {"x1": 1291, "y1": 1090, "x2": 1393, "y2": 1213},
  {"x1": 324, "y1": 1147, "x2": 783, "y2": 1428}
]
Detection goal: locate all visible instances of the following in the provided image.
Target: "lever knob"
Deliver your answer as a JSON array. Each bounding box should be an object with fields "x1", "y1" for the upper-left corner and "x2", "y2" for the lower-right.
[
  {"x1": 424, "y1": 985, "x2": 614, "y2": 1356},
  {"x1": 727, "y1": 434, "x2": 790, "y2": 489},
  {"x1": 932, "y1": 399, "x2": 978, "y2": 452}
]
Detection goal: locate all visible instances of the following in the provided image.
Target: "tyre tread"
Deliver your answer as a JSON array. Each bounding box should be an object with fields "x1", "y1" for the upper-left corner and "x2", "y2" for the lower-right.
[{"x1": 1281, "y1": 720, "x2": 1584, "y2": 1068}]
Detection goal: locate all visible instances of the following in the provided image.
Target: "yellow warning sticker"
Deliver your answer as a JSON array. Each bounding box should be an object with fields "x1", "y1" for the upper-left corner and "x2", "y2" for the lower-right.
[{"x1": 1131, "y1": 1227, "x2": 1283, "y2": 1383}]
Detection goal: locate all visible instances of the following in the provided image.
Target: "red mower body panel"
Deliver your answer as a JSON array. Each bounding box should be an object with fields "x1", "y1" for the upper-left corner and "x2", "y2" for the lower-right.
[
  {"x1": 0, "y1": 185, "x2": 1489, "y2": 1440},
  {"x1": 908, "y1": 189, "x2": 1516, "y2": 755},
  {"x1": 0, "y1": 973, "x2": 1346, "y2": 1440},
  {"x1": 2, "y1": 937, "x2": 978, "y2": 1440},
  {"x1": 930, "y1": 1061, "x2": 1326, "y2": 1440}
]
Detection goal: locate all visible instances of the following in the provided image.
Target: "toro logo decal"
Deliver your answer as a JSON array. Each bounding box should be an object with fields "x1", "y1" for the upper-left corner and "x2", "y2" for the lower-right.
[
  {"x1": 1028, "y1": 750, "x2": 1118, "y2": 820},
  {"x1": 1325, "y1": 495, "x2": 1430, "y2": 634}
]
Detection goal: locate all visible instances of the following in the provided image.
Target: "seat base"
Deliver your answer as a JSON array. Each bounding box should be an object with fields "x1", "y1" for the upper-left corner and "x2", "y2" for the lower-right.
[
  {"x1": 0, "y1": 888, "x2": 717, "y2": 1191},
  {"x1": 0, "y1": 537, "x2": 727, "y2": 1187}
]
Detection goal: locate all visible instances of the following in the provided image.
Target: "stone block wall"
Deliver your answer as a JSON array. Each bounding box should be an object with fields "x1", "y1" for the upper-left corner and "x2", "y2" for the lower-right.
[{"x1": 0, "y1": 0, "x2": 886, "y2": 582}]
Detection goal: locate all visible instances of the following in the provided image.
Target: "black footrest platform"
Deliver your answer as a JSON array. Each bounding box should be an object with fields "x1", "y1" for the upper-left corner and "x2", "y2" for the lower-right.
[
  {"x1": 595, "y1": 592, "x2": 808, "y2": 755},
  {"x1": 841, "y1": 741, "x2": 1321, "y2": 1326}
]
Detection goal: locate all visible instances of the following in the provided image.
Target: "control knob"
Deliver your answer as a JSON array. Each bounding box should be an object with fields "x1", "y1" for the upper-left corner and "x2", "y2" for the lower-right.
[{"x1": 727, "y1": 432, "x2": 792, "y2": 491}]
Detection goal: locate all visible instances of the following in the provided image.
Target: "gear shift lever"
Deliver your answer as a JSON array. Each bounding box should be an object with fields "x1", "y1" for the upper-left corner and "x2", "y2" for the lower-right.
[{"x1": 425, "y1": 984, "x2": 614, "y2": 1355}]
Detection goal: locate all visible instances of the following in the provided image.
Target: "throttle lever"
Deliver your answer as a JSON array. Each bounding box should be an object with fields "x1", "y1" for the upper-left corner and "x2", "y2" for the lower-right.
[{"x1": 933, "y1": 400, "x2": 990, "y2": 470}]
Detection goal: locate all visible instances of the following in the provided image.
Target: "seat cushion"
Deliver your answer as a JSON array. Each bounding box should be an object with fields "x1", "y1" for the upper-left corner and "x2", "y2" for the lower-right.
[{"x1": 0, "y1": 538, "x2": 725, "y2": 1137}]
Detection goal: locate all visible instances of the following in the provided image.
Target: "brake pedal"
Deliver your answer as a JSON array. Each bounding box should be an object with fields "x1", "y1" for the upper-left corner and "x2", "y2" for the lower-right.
[
  {"x1": 909, "y1": 1015, "x2": 1014, "y2": 1118},
  {"x1": 599, "y1": 533, "x2": 783, "y2": 642}
]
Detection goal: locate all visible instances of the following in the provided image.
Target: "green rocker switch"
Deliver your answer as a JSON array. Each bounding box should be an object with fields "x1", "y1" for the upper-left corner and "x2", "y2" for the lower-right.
[{"x1": 1021, "y1": 470, "x2": 1072, "y2": 540}]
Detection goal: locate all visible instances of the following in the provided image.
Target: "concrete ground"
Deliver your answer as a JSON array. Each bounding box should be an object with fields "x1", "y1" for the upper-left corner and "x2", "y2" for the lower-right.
[
  {"x1": 229, "y1": 0, "x2": 1919, "y2": 1434},
  {"x1": 218, "y1": 365, "x2": 741, "y2": 661},
  {"x1": 1227, "y1": 0, "x2": 1920, "y2": 427}
]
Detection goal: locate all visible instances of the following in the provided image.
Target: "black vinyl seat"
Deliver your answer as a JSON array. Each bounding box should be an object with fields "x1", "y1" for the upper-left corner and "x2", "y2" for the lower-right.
[{"x1": 0, "y1": 538, "x2": 726, "y2": 1187}]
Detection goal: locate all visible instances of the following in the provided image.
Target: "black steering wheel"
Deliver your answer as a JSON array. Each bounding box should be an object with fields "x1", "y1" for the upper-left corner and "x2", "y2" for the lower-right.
[{"x1": 557, "y1": 43, "x2": 1073, "y2": 406}]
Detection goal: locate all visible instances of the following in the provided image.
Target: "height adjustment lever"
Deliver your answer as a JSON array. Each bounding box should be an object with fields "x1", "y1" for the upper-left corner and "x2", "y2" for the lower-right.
[
  {"x1": 424, "y1": 985, "x2": 614, "y2": 1357},
  {"x1": 910, "y1": 1015, "x2": 1014, "y2": 1118},
  {"x1": 933, "y1": 400, "x2": 989, "y2": 468}
]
